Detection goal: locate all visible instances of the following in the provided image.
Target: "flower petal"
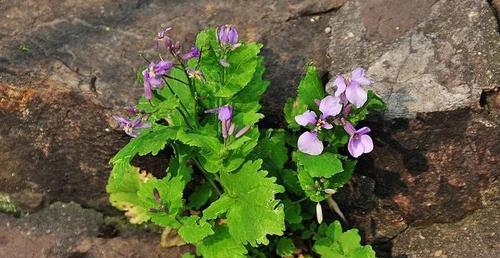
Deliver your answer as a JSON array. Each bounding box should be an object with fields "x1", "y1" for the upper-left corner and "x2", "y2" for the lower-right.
[
  {"x1": 319, "y1": 96, "x2": 342, "y2": 118},
  {"x1": 351, "y1": 68, "x2": 372, "y2": 85},
  {"x1": 322, "y1": 122, "x2": 333, "y2": 130},
  {"x1": 218, "y1": 106, "x2": 233, "y2": 121},
  {"x1": 356, "y1": 126, "x2": 371, "y2": 135},
  {"x1": 144, "y1": 81, "x2": 152, "y2": 100},
  {"x1": 334, "y1": 75, "x2": 347, "y2": 96},
  {"x1": 298, "y1": 131, "x2": 324, "y2": 155},
  {"x1": 361, "y1": 134, "x2": 373, "y2": 153},
  {"x1": 295, "y1": 110, "x2": 317, "y2": 126},
  {"x1": 345, "y1": 82, "x2": 368, "y2": 108},
  {"x1": 348, "y1": 137, "x2": 364, "y2": 158},
  {"x1": 343, "y1": 120, "x2": 356, "y2": 136}
]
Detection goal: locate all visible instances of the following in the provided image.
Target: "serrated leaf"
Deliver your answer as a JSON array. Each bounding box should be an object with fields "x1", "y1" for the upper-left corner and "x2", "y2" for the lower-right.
[
  {"x1": 295, "y1": 152, "x2": 343, "y2": 178},
  {"x1": 328, "y1": 159, "x2": 357, "y2": 190},
  {"x1": 196, "y1": 226, "x2": 248, "y2": 258},
  {"x1": 178, "y1": 216, "x2": 215, "y2": 244},
  {"x1": 110, "y1": 126, "x2": 179, "y2": 165},
  {"x1": 284, "y1": 97, "x2": 308, "y2": 129},
  {"x1": 281, "y1": 169, "x2": 304, "y2": 196},
  {"x1": 313, "y1": 221, "x2": 376, "y2": 258},
  {"x1": 203, "y1": 160, "x2": 285, "y2": 246}
]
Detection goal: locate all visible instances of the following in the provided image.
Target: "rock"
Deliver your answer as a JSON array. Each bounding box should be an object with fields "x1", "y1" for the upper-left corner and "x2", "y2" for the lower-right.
[
  {"x1": 327, "y1": 0, "x2": 499, "y2": 118},
  {"x1": 334, "y1": 109, "x2": 499, "y2": 257},
  {"x1": 0, "y1": 0, "x2": 344, "y2": 211},
  {"x1": 0, "y1": 202, "x2": 186, "y2": 258},
  {"x1": 0, "y1": 202, "x2": 103, "y2": 257},
  {"x1": 391, "y1": 184, "x2": 500, "y2": 258}
]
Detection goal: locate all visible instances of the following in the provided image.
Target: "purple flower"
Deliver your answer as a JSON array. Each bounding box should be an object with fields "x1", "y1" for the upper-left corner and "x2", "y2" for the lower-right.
[
  {"x1": 182, "y1": 47, "x2": 200, "y2": 60},
  {"x1": 217, "y1": 25, "x2": 238, "y2": 46},
  {"x1": 295, "y1": 96, "x2": 342, "y2": 155},
  {"x1": 113, "y1": 115, "x2": 151, "y2": 137},
  {"x1": 343, "y1": 120, "x2": 373, "y2": 158},
  {"x1": 205, "y1": 105, "x2": 234, "y2": 139},
  {"x1": 143, "y1": 61, "x2": 174, "y2": 100},
  {"x1": 156, "y1": 27, "x2": 180, "y2": 53},
  {"x1": 334, "y1": 68, "x2": 373, "y2": 108}
]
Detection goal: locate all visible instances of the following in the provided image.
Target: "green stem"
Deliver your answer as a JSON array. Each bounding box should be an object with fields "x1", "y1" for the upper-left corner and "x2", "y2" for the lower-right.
[{"x1": 192, "y1": 158, "x2": 222, "y2": 196}]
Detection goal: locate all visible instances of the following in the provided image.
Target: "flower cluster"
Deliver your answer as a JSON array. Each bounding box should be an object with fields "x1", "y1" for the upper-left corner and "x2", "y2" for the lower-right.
[{"x1": 295, "y1": 68, "x2": 374, "y2": 158}]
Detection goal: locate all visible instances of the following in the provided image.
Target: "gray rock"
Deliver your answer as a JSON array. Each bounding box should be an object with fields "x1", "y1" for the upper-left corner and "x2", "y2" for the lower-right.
[{"x1": 326, "y1": 0, "x2": 499, "y2": 118}]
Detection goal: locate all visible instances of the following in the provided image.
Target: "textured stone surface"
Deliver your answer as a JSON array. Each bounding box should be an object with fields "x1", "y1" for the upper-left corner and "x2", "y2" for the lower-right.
[
  {"x1": 0, "y1": 202, "x2": 184, "y2": 258},
  {"x1": 327, "y1": 0, "x2": 499, "y2": 118},
  {"x1": 392, "y1": 181, "x2": 500, "y2": 258}
]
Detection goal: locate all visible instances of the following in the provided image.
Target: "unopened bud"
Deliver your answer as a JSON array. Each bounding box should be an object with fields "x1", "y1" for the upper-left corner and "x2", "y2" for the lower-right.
[
  {"x1": 235, "y1": 126, "x2": 251, "y2": 138},
  {"x1": 153, "y1": 188, "x2": 161, "y2": 204},
  {"x1": 316, "y1": 203, "x2": 323, "y2": 224},
  {"x1": 324, "y1": 188, "x2": 336, "y2": 195},
  {"x1": 228, "y1": 123, "x2": 235, "y2": 136}
]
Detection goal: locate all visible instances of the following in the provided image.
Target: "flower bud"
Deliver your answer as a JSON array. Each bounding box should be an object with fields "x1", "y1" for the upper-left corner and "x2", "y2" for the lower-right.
[
  {"x1": 182, "y1": 47, "x2": 200, "y2": 60},
  {"x1": 324, "y1": 188, "x2": 336, "y2": 195},
  {"x1": 228, "y1": 123, "x2": 236, "y2": 136},
  {"x1": 217, "y1": 25, "x2": 238, "y2": 46},
  {"x1": 235, "y1": 126, "x2": 251, "y2": 138},
  {"x1": 316, "y1": 203, "x2": 323, "y2": 224}
]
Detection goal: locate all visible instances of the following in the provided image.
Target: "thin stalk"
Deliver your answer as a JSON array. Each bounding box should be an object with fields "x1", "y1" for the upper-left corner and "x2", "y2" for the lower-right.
[
  {"x1": 192, "y1": 158, "x2": 222, "y2": 196},
  {"x1": 163, "y1": 78, "x2": 191, "y2": 117},
  {"x1": 165, "y1": 75, "x2": 190, "y2": 86}
]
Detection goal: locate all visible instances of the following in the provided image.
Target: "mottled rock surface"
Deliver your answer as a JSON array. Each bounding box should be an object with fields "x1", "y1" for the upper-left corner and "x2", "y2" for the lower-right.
[
  {"x1": 0, "y1": 202, "x2": 185, "y2": 258},
  {"x1": 327, "y1": 0, "x2": 499, "y2": 118}
]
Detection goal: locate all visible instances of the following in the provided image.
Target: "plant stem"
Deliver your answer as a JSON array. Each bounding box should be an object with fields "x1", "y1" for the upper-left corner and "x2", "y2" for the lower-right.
[{"x1": 192, "y1": 158, "x2": 222, "y2": 196}]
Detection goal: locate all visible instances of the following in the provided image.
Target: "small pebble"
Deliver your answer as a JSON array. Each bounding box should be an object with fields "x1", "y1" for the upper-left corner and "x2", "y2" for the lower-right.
[{"x1": 324, "y1": 27, "x2": 332, "y2": 34}]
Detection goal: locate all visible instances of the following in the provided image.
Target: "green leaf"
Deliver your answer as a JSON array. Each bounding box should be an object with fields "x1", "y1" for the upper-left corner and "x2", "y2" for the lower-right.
[
  {"x1": 217, "y1": 43, "x2": 262, "y2": 97},
  {"x1": 328, "y1": 159, "x2": 357, "y2": 190},
  {"x1": 110, "y1": 126, "x2": 179, "y2": 165},
  {"x1": 281, "y1": 169, "x2": 304, "y2": 196},
  {"x1": 276, "y1": 237, "x2": 296, "y2": 257},
  {"x1": 297, "y1": 65, "x2": 325, "y2": 108},
  {"x1": 232, "y1": 56, "x2": 269, "y2": 113},
  {"x1": 283, "y1": 199, "x2": 302, "y2": 225},
  {"x1": 107, "y1": 165, "x2": 152, "y2": 224},
  {"x1": 283, "y1": 64, "x2": 325, "y2": 129},
  {"x1": 181, "y1": 253, "x2": 196, "y2": 258},
  {"x1": 196, "y1": 226, "x2": 248, "y2": 258},
  {"x1": 295, "y1": 152, "x2": 343, "y2": 178},
  {"x1": 251, "y1": 129, "x2": 288, "y2": 173},
  {"x1": 297, "y1": 168, "x2": 326, "y2": 202},
  {"x1": 348, "y1": 90, "x2": 386, "y2": 125},
  {"x1": 188, "y1": 182, "x2": 213, "y2": 209},
  {"x1": 203, "y1": 160, "x2": 285, "y2": 246},
  {"x1": 178, "y1": 216, "x2": 215, "y2": 244},
  {"x1": 313, "y1": 221, "x2": 376, "y2": 258}
]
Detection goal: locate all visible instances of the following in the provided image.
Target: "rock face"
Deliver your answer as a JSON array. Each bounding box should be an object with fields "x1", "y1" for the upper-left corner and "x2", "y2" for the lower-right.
[
  {"x1": 0, "y1": 202, "x2": 184, "y2": 258},
  {"x1": 327, "y1": 0, "x2": 499, "y2": 118},
  {"x1": 326, "y1": 0, "x2": 500, "y2": 257}
]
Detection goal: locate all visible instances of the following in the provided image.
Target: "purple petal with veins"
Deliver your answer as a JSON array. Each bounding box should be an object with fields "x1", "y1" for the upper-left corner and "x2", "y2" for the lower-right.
[
  {"x1": 298, "y1": 131, "x2": 324, "y2": 155},
  {"x1": 295, "y1": 110, "x2": 317, "y2": 126},
  {"x1": 319, "y1": 96, "x2": 342, "y2": 118}
]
